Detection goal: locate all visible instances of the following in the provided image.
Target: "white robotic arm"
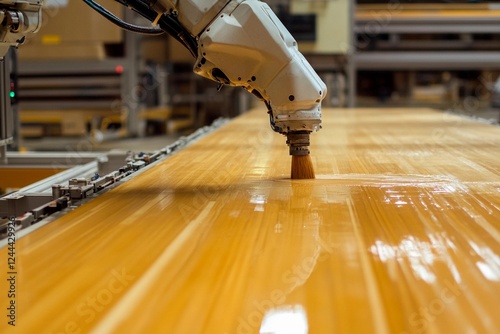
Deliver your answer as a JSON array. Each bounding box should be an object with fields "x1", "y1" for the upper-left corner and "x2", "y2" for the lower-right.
[
  {"x1": 6, "y1": 0, "x2": 326, "y2": 156},
  {"x1": 150, "y1": 0, "x2": 326, "y2": 156}
]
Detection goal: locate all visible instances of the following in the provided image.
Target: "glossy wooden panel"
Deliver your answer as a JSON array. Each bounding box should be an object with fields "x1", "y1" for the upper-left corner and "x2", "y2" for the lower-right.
[{"x1": 1, "y1": 108, "x2": 500, "y2": 333}]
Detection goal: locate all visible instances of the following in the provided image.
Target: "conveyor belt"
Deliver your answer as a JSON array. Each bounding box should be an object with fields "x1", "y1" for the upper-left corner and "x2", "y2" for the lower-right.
[{"x1": 1, "y1": 108, "x2": 500, "y2": 333}]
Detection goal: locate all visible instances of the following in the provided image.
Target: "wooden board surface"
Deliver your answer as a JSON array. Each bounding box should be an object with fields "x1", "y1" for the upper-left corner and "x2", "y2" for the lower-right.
[{"x1": 1, "y1": 108, "x2": 500, "y2": 333}]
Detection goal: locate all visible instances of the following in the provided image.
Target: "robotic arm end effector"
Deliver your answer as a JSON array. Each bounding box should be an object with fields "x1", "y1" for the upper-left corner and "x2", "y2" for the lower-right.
[
  {"x1": 103, "y1": 0, "x2": 326, "y2": 157},
  {"x1": 191, "y1": 0, "x2": 326, "y2": 156},
  {"x1": 265, "y1": 54, "x2": 326, "y2": 157}
]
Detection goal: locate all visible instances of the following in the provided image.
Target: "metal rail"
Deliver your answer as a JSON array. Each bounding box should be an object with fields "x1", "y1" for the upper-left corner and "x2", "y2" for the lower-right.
[{"x1": 0, "y1": 117, "x2": 228, "y2": 240}]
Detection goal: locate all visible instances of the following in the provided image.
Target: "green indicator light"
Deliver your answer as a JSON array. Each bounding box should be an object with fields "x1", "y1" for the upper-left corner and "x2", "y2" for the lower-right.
[{"x1": 9, "y1": 91, "x2": 15, "y2": 98}]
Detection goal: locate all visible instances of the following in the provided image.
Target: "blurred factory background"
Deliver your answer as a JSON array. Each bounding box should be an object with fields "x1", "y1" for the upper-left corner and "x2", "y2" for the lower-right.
[{"x1": 2, "y1": 0, "x2": 500, "y2": 192}]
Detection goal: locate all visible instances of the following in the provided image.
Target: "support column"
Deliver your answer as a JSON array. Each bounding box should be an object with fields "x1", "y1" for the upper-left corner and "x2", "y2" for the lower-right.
[
  {"x1": 0, "y1": 51, "x2": 13, "y2": 165},
  {"x1": 123, "y1": 9, "x2": 140, "y2": 137}
]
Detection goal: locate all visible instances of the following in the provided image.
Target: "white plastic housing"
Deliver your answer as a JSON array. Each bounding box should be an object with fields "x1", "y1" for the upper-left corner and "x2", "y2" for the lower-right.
[
  {"x1": 193, "y1": 0, "x2": 326, "y2": 134},
  {"x1": 157, "y1": 0, "x2": 230, "y2": 36}
]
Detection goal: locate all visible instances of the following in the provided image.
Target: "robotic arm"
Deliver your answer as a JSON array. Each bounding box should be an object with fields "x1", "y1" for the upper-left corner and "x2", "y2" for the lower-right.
[
  {"x1": 0, "y1": 0, "x2": 44, "y2": 57},
  {"x1": 192, "y1": 0, "x2": 326, "y2": 156},
  {"x1": 101, "y1": 0, "x2": 326, "y2": 156},
  {"x1": 3, "y1": 0, "x2": 326, "y2": 156}
]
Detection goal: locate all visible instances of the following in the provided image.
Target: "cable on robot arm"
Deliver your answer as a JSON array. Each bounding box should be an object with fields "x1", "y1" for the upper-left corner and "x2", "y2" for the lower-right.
[
  {"x1": 117, "y1": 0, "x2": 198, "y2": 57},
  {"x1": 82, "y1": 0, "x2": 198, "y2": 57},
  {"x1": 82, "y1": 0, "x2": 163, "y2": 35}
]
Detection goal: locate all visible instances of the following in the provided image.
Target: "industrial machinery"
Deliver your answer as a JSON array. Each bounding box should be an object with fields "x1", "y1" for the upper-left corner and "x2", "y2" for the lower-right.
[
  {"x1": 84, "y1": 0, "x2": 327, "y2": 156},
  {"x1": 1, "y1": 0, "x2": 44, "y2": 163},
  {"x1": 1, "y1": 0, "x2": 326, "y2": 230},
  {"x1": 2, "y1": 0, "x2": 326, "y2": 156},
  {"x1": 0, "y1": 0, "x2": 43, "y2": 57}
]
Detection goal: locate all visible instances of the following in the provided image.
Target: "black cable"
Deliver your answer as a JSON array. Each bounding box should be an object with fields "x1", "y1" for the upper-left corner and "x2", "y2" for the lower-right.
[
  {"x1": 159, "y1": 15, "x2": 198, "y2": 57},
  {"x1": 83, "y1": 0, "x2": 198, "y2": 57},
  {"x1": 115, "y1": 0, "x2": 158, "y2": 21},
  {"x1": 82, "y1": 0, "x2": 164, "y2": 35},
  {"x1": 113, "y1": 0, "x2": 198, "y2": 57}
]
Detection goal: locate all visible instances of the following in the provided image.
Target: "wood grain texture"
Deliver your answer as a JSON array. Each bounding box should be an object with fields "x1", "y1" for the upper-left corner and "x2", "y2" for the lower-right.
[{"x1": 1, "y1": 108, "x2": 500, "y2": 333}]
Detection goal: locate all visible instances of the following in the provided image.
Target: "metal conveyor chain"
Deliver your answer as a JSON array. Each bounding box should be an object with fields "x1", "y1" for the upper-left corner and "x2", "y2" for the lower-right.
[{"x1": 0, "y1": 118, "x2": 228, "y2": 240}]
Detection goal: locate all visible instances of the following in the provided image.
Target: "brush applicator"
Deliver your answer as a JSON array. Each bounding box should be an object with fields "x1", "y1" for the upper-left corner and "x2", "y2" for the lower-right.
[
  {"x1": 287, "y1": 132, "x2": 315, "y2": 180},
  {"x1": 291, "y1": 154, "x2": 315, "y2": 179}
]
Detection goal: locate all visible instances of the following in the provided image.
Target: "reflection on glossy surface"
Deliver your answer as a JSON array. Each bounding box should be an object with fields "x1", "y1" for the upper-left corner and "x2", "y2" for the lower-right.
[
  {"x1": 260, "y1": 305, "x2": 308, "y2": 334},
  {"x1": 1, "y1": 108, "x2": 500, "y2": 333}
]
